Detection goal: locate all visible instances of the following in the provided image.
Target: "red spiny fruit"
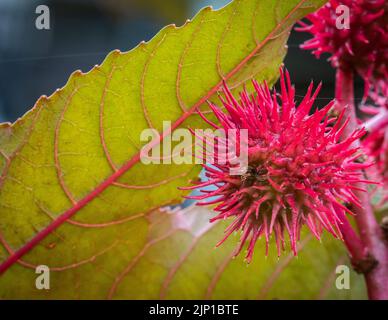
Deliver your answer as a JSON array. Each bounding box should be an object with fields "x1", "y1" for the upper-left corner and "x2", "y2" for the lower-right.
[
  {"x1": 364, "y1": 123, "x2": 388, "y2": 188},
  {"x1": 185, "y1": 69, "x2": 372, "y2": 262},
  {"x1": 362, "y1": 83, "x2": 388, "y2": 203},
  {"x1": 298, "y1": 0, "x2": 388, "y2": 95}
]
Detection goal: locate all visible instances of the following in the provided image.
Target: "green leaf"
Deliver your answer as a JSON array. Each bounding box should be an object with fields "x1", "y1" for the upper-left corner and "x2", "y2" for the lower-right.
[
  {"x1": 0, "y1": 0, "x2": 327, "y2": 298},
  {"x1": 106, "y1": 206, "x2": 367, "y2": 300},
  {"x1": 103, "y1": 205, "x2": 371, "y2": 299}
]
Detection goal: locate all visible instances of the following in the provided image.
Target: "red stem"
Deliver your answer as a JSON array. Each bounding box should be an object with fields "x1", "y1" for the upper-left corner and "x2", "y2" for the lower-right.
[
  {"x1": 336, "y1": 207, "x2": 367, "y2": 263},
  {"x1": 335, "y1": 68, "x2": 388, "y2": 300}
]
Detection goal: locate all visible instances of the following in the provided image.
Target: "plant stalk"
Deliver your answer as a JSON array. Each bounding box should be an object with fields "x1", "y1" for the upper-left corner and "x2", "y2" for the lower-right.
[
  {"x1": 364, "y1": 109, "x2": 388, "y2": 132},
  {"x1": 335, "y1": 68, "x2": 388, "y2": 300},
  {"x1": 336, "y1": 207, "x2": 368, "y2": 264}
]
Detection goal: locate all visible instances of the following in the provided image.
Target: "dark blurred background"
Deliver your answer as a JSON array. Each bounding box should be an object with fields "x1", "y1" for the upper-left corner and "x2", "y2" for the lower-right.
[{"x1": 0, "y1": 0, "x2": 364, "y2": 123}]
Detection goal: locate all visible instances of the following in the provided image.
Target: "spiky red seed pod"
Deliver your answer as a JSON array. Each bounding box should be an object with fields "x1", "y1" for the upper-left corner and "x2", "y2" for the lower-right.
[
  {"x1": 186, "y1": 69, "x2": 372, "y2": 262},
  {"x1": 364, "y1": 125, "x2": 388, "y2": 185},
  {"x1": 362, "y1": 83, "x2": 388, "y2": 203},
  {"x1": 298, "y1": 0, "x2": 388, "y2": 95}
]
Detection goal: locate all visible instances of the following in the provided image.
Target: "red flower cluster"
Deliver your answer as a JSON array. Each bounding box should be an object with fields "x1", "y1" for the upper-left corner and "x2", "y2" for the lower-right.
[
  {"x1": 298, "y1": 0, "x2": 388, "y2": 94},
  {"x1": 187, "y1": 70, "x2": 372, "y2": 262}
]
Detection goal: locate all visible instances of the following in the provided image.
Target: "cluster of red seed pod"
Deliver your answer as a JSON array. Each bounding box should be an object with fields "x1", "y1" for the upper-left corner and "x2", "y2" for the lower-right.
[
  {"x1": 298, "y1": 0, "x2": 388, "y2": 95},
  {"x1": 362, "y1": 83, "x2": 388, "y2": 204},
  {"x1": 187, "y1": 70, "x2": 372, "y2": 261},
  {"x1": 185, "y1": 0, "x2": 387, "y2": 261}
]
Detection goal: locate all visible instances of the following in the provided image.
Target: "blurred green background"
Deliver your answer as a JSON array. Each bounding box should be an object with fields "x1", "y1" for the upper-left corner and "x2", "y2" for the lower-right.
[{"x1": 0, "y1": 0, "x2": 363, "y2": 122}]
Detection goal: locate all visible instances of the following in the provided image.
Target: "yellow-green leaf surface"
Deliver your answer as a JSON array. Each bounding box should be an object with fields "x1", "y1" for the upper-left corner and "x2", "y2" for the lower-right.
[
  {"x1": 102, "y1": 206, "x2": 368, "y2": 300},
  {"x1": 0, "y1": 0, "x2": 326, "y2": 298}
]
